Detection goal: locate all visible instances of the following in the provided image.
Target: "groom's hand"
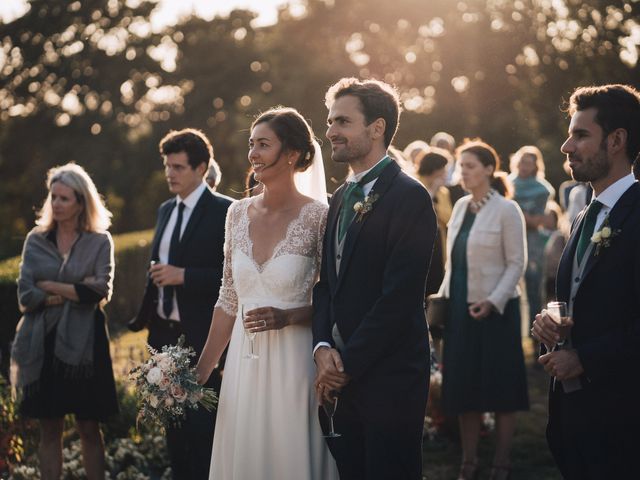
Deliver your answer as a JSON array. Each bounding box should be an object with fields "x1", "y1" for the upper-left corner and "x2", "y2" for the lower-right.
[
  {"x1": 314, "y1": 347, "x2": 350, "y2": 391},
  {"x1": 539, "y1": 349, "x2": 584, "y2": 381}
]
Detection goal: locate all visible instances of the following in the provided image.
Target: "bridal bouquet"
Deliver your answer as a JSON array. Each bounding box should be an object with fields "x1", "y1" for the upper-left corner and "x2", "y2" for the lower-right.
[{"x1": 129, "y1": 335, "x2": 217, "y2": 429}]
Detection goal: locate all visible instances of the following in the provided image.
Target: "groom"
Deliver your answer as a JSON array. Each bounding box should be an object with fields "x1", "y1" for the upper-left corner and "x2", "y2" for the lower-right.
[
  {"x1": 532, "y1": 84, "x2": 640, "y2": 478},
  {"x1": 312, "y1": 77, "x2": 437, "y2": 479}
]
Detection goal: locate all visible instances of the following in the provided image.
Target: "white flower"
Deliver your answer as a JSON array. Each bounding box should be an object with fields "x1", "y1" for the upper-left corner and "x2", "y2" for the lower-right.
[
  {"x1": 591, "y1": 231, "x2": 602, "y2": 243},
  {"x1": 146, "y1": 367, "x2": 162, "y2": 385},
  {"x1": 600, "y1": 226, "x2": 611, "y2": 238},
  {"x1": 353, "y1": 201, "x2": 363, "y2": 212},
  {"x1": 149, "y1": 394, "x2": 159, "y2": 408},
  {"x1": 165, "y1": 396, "x2": 174, "y2": 407},
  {"x1": 158, "y1": 356, "x2": 174, "y2": 372}
]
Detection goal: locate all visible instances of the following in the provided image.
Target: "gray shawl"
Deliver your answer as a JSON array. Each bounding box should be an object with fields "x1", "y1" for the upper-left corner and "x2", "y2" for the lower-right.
[{"x1": 10, "y1": 228, "x2": 114, "y2": 390}]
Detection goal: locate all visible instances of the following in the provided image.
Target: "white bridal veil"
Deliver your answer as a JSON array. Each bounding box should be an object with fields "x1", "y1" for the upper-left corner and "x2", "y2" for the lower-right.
[{"x1": 294, "y1": 139, "x2": 328, "y2": 205}]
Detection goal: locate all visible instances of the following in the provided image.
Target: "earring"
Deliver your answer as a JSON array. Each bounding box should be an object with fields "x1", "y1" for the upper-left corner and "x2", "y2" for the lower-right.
[{"x1": 288, "y1": 161, "x2": 292, "y2": 165}]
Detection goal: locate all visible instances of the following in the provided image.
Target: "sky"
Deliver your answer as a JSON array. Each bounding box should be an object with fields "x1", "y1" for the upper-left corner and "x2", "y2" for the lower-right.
[{"x1": 0, "y1": 0, "x2": 293, "y2": 28}]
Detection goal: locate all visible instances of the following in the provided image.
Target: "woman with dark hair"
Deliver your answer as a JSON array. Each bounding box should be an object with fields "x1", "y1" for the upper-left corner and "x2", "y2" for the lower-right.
[
  {"x1": 11, "y1": 163, "x2": 117, "y2": 480},
  {"x1": 196, "y1": 107, "x2": 337, "y2": 479},
  {"x1": 437, "y1": 140, "x2": 529, "y2": 480}
]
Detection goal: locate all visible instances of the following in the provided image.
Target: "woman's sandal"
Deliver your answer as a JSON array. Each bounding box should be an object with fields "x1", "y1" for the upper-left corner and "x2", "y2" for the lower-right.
[
  {"x1": 489, "y1": 464, "x2": 511, "y2": 480},
  {"x1": 457, "y1": 460, "x2": 479, "y2": 480}
]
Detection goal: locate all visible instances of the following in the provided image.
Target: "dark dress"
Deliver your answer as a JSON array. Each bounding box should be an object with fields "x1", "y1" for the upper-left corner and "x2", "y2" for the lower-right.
[
  {"x1": 19, "y1": 232, "x2": 119, "y2": 421},
  {"x1": 442, "y1": 210, "x2": 529, "y2": 414}
]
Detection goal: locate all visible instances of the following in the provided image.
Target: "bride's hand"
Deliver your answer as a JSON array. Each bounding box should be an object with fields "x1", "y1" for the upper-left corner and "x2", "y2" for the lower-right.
[
  {"x1": 195, "y1": 362, "x2": 210, "y2": 385},
  {"x1": 243, "y1": 306, "x2": 289, "y2": 333}
]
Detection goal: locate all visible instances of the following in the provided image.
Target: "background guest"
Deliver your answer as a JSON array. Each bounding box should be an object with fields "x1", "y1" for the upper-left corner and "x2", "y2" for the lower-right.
[
  {"x1": 438, "y1": 140, "x2": 529, "y2": 480},
  {"x1": 205, "y1": 158, "x2": 223, "y2": 191},
  {"x1": 415, "y1": 146, "x2": 453, "y2": 297},
  {"x1": 11, "y1": 163, "x2": 117, "y2": 480},
  {"x1": 128, "y1": 128, "x2": 232, "y2": 479},
  {"x1": 508, "y1": 145, "x2": 555, "y2": 332},
  {"x1": 430, "y1": 131, "x2": 467, "y2": 205}
]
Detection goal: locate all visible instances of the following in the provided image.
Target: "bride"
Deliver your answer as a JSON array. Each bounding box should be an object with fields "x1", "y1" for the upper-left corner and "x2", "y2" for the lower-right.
[{"x1": 196, "y1": 107, "x2": 338, "y2": 479}]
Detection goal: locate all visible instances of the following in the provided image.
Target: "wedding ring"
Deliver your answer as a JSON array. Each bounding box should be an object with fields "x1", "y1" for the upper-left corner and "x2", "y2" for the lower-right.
[{"x1": 260, "y1": 320, "x2": 267, "y2": 327}]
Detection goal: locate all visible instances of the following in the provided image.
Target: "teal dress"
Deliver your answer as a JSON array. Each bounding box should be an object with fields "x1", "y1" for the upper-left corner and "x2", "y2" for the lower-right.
[
  {"x1": 510, "y1": 175, "x2": 554, "y2": 328},
  {"x1": 442, "y1": 210, "x2": 529, "y2": 414}
]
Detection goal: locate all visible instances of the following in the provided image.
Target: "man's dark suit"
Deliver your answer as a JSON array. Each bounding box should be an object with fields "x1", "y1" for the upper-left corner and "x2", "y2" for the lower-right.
[
  {"x1": 312, "y1": 161, "x2": 437, "y2": 480},
  {"x1": 133, "y1": 186, "x2": 232, "y2": 480},
  {"x1": 548, "y1": 181, "x2": 640, "y2": 479}
]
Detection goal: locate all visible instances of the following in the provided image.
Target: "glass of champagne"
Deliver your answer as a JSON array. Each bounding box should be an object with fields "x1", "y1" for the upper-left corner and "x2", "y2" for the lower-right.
[
  {"x1": 322, "y1": 392, "x2": 341, "y2": 438},
  {"x1": 242, "y1": 303, "x2": 260, "y2": 360},
  {"x1": 546, "y1": 301, "x2": 570, "y2": 351}
]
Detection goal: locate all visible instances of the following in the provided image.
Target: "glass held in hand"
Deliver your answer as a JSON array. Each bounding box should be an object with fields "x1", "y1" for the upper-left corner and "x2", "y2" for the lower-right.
[
  {"x1": 322, "y1": 392, "x2": 342, "y2": 438},
  {"x1": 546, "y1": 301, "x2": 571, "y2": 351},
  {"x1": 242, "y1": 303, "x2": 260, "y2": 360}
]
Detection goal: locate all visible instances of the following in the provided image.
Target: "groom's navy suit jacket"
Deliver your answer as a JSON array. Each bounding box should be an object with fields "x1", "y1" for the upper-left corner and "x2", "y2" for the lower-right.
[
  {"x1": 313, "y1": 161, "x2": 437, "y2": 407},
  {"x1": 548, "y1": 180, "x2": 640, "y2": 477}
]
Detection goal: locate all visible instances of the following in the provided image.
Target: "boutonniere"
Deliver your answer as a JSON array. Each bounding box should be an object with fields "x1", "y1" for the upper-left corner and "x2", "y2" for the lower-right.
[
  {"x1": 353, "y1": 194, "x2": 379, "y2": 222},
  {"x1": 591, "y1": 217, "x2": 621, "y2": 255}
]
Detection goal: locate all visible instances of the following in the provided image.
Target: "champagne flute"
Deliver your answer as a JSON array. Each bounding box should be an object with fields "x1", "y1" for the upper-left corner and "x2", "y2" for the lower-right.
[
  {"x1": 546, "y1": 301, "x2": 570, "y2": 351},
  {"x1": 242, "y1": 303, "x2": 260, "y2": 360},
  {"x1": 322, "y1": 392, "x2": 341, "y2": 438}
]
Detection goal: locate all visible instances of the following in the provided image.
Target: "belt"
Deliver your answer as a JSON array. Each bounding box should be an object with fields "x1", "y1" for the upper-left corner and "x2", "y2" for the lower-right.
[{"x1": 152, "y1": 312, "x2": 183, "y2": 332}]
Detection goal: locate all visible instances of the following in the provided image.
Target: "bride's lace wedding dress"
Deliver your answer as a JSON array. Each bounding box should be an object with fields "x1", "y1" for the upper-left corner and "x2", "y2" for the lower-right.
[{"x1": 209, "y1": 197, "x2": 338, "y2": 480}]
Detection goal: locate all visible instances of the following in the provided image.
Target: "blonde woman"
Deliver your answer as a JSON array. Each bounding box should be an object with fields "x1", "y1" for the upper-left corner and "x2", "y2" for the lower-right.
[{"x1": 11, "y1": 163, "x2": 116, "y2": 480}]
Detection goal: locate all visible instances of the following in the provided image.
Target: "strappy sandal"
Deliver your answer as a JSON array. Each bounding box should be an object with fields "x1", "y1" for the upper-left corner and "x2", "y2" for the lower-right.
[
  {"x1": 457, "y1": 460, "x2": 479, "y2": 480},
  {"x1": 489, "y1": 464, "x2": 511, "y2": 480}
]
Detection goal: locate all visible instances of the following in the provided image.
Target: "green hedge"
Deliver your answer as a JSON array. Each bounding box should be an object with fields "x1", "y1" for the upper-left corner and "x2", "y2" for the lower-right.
[{"x1": 0, "y1": 229, "x2": 154, "y2": 377}]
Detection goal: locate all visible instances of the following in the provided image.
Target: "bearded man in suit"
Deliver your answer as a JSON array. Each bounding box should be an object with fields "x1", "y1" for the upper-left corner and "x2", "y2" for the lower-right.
[
  {"x1": 532, "y1": 84, "x2": 640, "y2": 479},
  {"x1": 312, "y1": 78, "x2": 437, "y2": 480}
]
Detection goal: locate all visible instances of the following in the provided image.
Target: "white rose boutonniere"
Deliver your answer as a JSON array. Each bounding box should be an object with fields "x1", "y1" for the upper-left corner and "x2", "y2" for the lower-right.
[
  {"x1": 354, "y1": 193, "x2": 380, "y2": 222},
  {"x1": 590, "y1": 217, "x2": 620, "y2": 256}
]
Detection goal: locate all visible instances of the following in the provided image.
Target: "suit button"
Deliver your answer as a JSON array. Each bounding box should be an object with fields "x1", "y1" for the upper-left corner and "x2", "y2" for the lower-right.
[
  {"x1": 337, "y1": 254, "x2": 341, "y2": 260},
  {"x1": 574, "y1": 277, "x2": 580, "y2": 283}
]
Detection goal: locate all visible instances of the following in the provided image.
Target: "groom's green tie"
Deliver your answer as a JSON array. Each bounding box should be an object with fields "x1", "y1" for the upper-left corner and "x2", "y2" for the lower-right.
[
  {"x1": 338, "y1": 156, "x2": 392, "y2": 242},
  {"x1": 576, "y1": 200, "x2": 603, "y2": 265}
]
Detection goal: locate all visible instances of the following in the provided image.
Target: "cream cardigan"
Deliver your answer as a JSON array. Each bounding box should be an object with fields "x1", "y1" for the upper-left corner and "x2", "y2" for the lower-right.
[{"x1": 437, "y1": 193, "x2": 526, "y2": 313}]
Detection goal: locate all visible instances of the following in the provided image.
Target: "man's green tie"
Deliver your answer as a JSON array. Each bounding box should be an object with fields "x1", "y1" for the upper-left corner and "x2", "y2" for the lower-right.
[
  {"x1": 576, "y1": 200, "x2": 604, "y2": 265},
  {"x1": 338, "y1": 156, "x2": 392, "y2": 242}
]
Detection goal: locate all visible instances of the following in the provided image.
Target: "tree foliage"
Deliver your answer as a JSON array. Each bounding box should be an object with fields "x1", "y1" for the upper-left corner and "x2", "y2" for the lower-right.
[{"x1": 0, "y1": 0, "x2": 638, "y2": 258}]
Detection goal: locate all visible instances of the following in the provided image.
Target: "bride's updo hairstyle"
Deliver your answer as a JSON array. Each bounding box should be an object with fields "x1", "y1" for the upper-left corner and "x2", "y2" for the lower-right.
[{"x1": 252, "y1": 107, "x2": 316, "y2": 172}]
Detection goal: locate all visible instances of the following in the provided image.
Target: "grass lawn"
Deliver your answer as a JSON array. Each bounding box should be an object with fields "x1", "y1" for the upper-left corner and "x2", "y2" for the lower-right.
[
  {"x1": 422, "y1": 338, "x2": 561, "y2": 479},
  {"x1": 111, "y1": 332, "x2": 561, "y2": 480}
]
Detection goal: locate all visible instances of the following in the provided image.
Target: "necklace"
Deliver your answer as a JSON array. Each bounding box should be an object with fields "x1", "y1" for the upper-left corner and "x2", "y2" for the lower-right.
[{"x1": 469, "y1": 188, "x2": 496, "y2": 213}]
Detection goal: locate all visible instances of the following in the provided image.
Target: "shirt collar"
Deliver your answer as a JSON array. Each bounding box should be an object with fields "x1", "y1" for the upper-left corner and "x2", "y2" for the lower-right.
[
  {"x1": 346, "y1": 155, "x2": 389, "y2": 184},
  {"x1": 177, "y1": 182, "x2": 207, "y2": 210},
  {"x1": 593, "y1": 173, "x2": 636, "y2": 210}
]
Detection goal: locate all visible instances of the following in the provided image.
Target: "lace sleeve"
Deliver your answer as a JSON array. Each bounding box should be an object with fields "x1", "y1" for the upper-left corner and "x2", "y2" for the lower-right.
[{"x1": 215, "y1": 201, "x2": 238, "y2": 317}]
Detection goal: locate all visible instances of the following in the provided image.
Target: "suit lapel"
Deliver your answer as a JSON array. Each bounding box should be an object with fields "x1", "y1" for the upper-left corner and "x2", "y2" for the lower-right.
[
  {"x1": 556, "y1": 209, "x2": 584, "y2": 302},
  {"x1": 151, "y1": 199, "x2": 176, "y2": 260},
  {"x1": 177, "y1": 189, "x2": 210, "y2": 261},
  {"x1": 335, "y1": 161, "x2": 401, "y2": 293},
  {"x1": 580, "y1": 182, "x2": 639, "y2": 282},
  {"x1": 327, "y1": 186, "x2": 345, "y2": 288}
]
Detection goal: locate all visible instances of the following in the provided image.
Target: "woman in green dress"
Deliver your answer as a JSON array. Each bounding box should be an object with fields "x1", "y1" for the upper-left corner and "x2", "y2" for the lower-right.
[
  {"x1": 438, "y1": 140, "x2": 529, "y2": 480},
  {"x1": 508, "y1": 146, "x2": 555, "y2": 331}
]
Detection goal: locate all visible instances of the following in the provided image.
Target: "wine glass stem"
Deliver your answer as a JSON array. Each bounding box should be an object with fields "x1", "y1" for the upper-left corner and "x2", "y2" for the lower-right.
[
  {"x1": 250, "y1": 339, "x2": 255, "y2": 356},
  {"x1": 329, "y1": 416, "x2": 335, "y2": 435}
]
